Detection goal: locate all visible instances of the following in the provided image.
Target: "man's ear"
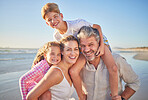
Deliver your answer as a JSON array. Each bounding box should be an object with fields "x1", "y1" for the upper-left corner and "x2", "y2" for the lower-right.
[{"x1": 46, "y1": 22, "x2": 49, "y2": 26}]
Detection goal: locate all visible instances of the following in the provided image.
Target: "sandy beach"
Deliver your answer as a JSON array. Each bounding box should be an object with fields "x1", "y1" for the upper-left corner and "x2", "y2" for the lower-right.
[
  {"x1": 114, "y1": 47, "x2": 148, "y2": 61},
  {"x1": 0, "y1": 70, "x2": 78, "y2": 100},
  {"x1": 0, "y1": 49, "x2": 148, "y2": 100},
  {"x1": 133, "y1": 53, "x2": 148, "y2": 61}
]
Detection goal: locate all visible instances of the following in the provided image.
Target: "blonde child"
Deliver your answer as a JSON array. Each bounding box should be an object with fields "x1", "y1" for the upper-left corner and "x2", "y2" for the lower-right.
[
  {"x1": 19, "y1": 41, "x2": 61, "y2": 100},
  {"x1": 36, "y1": 3, "x2": 118, "y2": 99}
]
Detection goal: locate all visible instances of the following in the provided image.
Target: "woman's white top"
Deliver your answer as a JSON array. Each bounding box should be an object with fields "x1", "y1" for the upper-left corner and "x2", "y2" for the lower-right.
[{"x1": 49, "y1": 67, "x2": 74, "y2": 100}]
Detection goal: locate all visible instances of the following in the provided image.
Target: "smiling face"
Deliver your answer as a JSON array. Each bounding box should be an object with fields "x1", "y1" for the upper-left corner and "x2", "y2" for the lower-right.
[
  {"x1": 62, "y1": 40, "x2": 79, "y2": 64},
  {"x1": 45, "y1": 12, "x2": 64, "y2": 29},
  {"x1": 45, "y1": 46, "x2": 61, "y2": 65},
  {"x1": 80, "y1": 36, "x2": 99, "y2": 61}
]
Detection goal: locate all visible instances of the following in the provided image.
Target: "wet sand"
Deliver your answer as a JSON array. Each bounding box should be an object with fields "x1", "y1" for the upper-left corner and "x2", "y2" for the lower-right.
[
  {"x1": 114, "y1": 48, "x2": 148, "y2": 61},
  {"x1": 133, "y1": 53, "x2": 148, "y2": 61},
  {"x1": 0, "y1": 71, "x2": 23, "y2": 100},
  {"x1": 0, "y1": 69, "x2": 78, "y2": 100}
]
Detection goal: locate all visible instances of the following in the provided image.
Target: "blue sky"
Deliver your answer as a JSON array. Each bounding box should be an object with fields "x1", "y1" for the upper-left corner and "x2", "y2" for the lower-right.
[{"x1": 0, "y1": 0, "x2": 148, "y2": 48}]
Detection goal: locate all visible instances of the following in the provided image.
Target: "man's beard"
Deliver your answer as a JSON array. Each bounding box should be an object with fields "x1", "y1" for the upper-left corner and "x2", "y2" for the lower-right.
[{"x1": 84, "y1": 54, "x2": 95, "y2": 61}]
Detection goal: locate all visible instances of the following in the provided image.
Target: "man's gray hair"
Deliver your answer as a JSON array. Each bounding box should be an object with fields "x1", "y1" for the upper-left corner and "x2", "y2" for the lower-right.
[{"x1": 77, "y1": 26, "x2": 100, "y2": 43}]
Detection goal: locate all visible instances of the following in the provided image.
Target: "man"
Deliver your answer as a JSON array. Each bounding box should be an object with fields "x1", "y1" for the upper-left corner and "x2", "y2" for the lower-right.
[{"x1": 77, "y1": 26, "x2": 140, "y2": 100}]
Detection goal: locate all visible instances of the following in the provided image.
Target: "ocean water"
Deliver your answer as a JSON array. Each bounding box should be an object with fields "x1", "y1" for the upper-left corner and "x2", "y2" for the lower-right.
[
  {"x1": 115, "y1": 51, "x2": 148, "y2": 100},
  {"x1": 0, "y1": 48, "x2": 38, "y2": 100},
  {"x1": 0, "y1": 48, "x2": 148, "y2": 100},
  {"x1": 0, "y1": 48, "x2": 38, "y2": 74}
]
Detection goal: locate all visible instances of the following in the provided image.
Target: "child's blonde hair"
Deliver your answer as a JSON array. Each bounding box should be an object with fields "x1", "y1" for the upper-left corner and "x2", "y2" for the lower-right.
[
  {"x1": 41, "y1": 3, "x2": 60, "y2": 19},
  {"x1": 32, "y1": 41, "x2": 61, "y2": 68}
]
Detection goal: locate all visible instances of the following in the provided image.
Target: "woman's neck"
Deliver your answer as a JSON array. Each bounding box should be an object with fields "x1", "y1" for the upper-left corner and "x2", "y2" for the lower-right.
[
  {"x1": 57, "y1": 21, "x2": 67, "y2": 34},
  {"x1": 58, "y1": 59, "x2": 73, "y2": 71}
]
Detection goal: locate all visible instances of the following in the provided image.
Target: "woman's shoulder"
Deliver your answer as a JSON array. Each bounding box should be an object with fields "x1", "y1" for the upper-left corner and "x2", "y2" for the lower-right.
[
  {"x1": 49, "y1": 65, "x2": 64, "y2": 78},
  {"x1": 43, "y1": 65, "x2": 64, "y2": 85}
]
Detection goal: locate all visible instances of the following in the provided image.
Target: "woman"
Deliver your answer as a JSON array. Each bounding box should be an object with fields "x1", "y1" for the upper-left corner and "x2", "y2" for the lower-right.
[{"x1": 27, "y1": 35, "x2": 80, "y2": 100}]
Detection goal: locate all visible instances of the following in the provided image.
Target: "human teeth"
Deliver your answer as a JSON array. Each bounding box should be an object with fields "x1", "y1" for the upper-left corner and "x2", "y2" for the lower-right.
[
  {"x1": 69, "y1": 56, "x2": 76, "y2": 59},
  {"x1": 87, "y1": 52, "x2": 91, "y2": 54},
  {"x1": 53, "y1": 23, "x2": 58, "y2": 26},
  {"x1": 86, "y1": 52, "x2": 92, "y2": 55}
]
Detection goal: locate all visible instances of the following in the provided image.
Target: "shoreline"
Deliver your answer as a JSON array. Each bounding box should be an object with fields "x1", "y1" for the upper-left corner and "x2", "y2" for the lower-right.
[
  {"x1": 133, "y1": 53, "x2": 148, "y2": 61},
  {"x1": 113, "y1": 48, "x2": 148, "y2": 61},
  {"x1": 113, "y1": 47, "x2": 148, "y2": 51}
]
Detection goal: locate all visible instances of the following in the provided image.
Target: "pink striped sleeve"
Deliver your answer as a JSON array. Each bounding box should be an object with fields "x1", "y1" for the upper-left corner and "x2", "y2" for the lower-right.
[{"x1": 19, "y1": 60, "x2": 50, "y2": 100}]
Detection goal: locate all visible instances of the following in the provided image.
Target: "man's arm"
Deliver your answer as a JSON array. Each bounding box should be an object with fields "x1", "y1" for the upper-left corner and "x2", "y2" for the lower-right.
[
  {"x1": 115, "y1": 54, "x2": 140, "y2": 100},
  {"x1": 121, "y1": 86, "x2": 136, "y2": 100},
  {"x1": 112, "y1": 86, "x2": 135, "y2": 100}
]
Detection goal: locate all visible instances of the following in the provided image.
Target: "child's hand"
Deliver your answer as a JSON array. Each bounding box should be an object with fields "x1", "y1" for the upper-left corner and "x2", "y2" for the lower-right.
[
  {"x1": 111, "y1": 95, "x2": 121, "y2": 100},
  {"x1": 79, "y1": 94, "x2": 87, "y2": 100},
  {"x1": 95, "y1": 43, "x2": 105, "y2": 57}
]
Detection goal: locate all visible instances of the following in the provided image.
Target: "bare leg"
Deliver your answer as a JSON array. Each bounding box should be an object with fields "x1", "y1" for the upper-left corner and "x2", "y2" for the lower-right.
[
  {"x1": 69, "y1": 54, "x2": 86, "y2": 100},
  {"x1": 101, "y1": 45, "x2": 118, "y2": 97},
  {"x1": 39, "y1": 90, "x2": 51, "y2": 100}
]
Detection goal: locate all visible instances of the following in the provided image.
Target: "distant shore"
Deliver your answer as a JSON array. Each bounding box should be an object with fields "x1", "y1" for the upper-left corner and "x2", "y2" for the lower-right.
[
  {"x1": 133, "y1": 53, "x2": 148, "y2": 61},
  {"x1": 114, "y1": 47, "x2": 148, "y2": 51},
  {"x1": 114, "y1": 47, "x2": 148, "y2": 61}
]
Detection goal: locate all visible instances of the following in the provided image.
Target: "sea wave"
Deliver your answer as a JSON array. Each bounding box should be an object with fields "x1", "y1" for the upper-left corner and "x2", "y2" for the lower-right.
[
  {"x1": 0, "y1": 58, "x2": 25, "y2": 61},
  {"x1": 0, "y1": 48, "x2": 38, "y2": 54}
]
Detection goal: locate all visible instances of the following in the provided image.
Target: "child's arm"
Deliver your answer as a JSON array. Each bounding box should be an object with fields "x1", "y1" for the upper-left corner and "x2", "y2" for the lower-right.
[
  {"x1": 93, "y1": 24, "x2": 105, "y2": 56},
  {"x1": 101, "y1": 46, "x2": 118, "y2": 97},
  {"x1": 19, "y1": 76, "x2": 28, "y2": 100},
  {"x1": 19, "y1": 61, "x2": 48, "y2": 100},
  {"x1": 93, "y1": 24, "x2": 119, "y2": 97},
  {"x1": 19, "y1": 70, "x2": 37, "y2": 100},
  {"x1": 69, "y1": 54, "x2": 86, "y2": 100}
]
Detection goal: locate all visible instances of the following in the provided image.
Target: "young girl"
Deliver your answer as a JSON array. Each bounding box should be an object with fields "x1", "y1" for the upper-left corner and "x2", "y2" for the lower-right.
[
  {"x1": 19, "y1": 41, "x2": 61, "y2": 100},
  {"x1": 27, "y1": 35, "x2": 80, "y2": 100}
]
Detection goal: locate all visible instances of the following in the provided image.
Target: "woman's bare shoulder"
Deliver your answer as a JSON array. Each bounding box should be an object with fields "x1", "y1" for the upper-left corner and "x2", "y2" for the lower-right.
[{"x1": 45, "y1": 65, "x2": 64, "y2": 84}]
